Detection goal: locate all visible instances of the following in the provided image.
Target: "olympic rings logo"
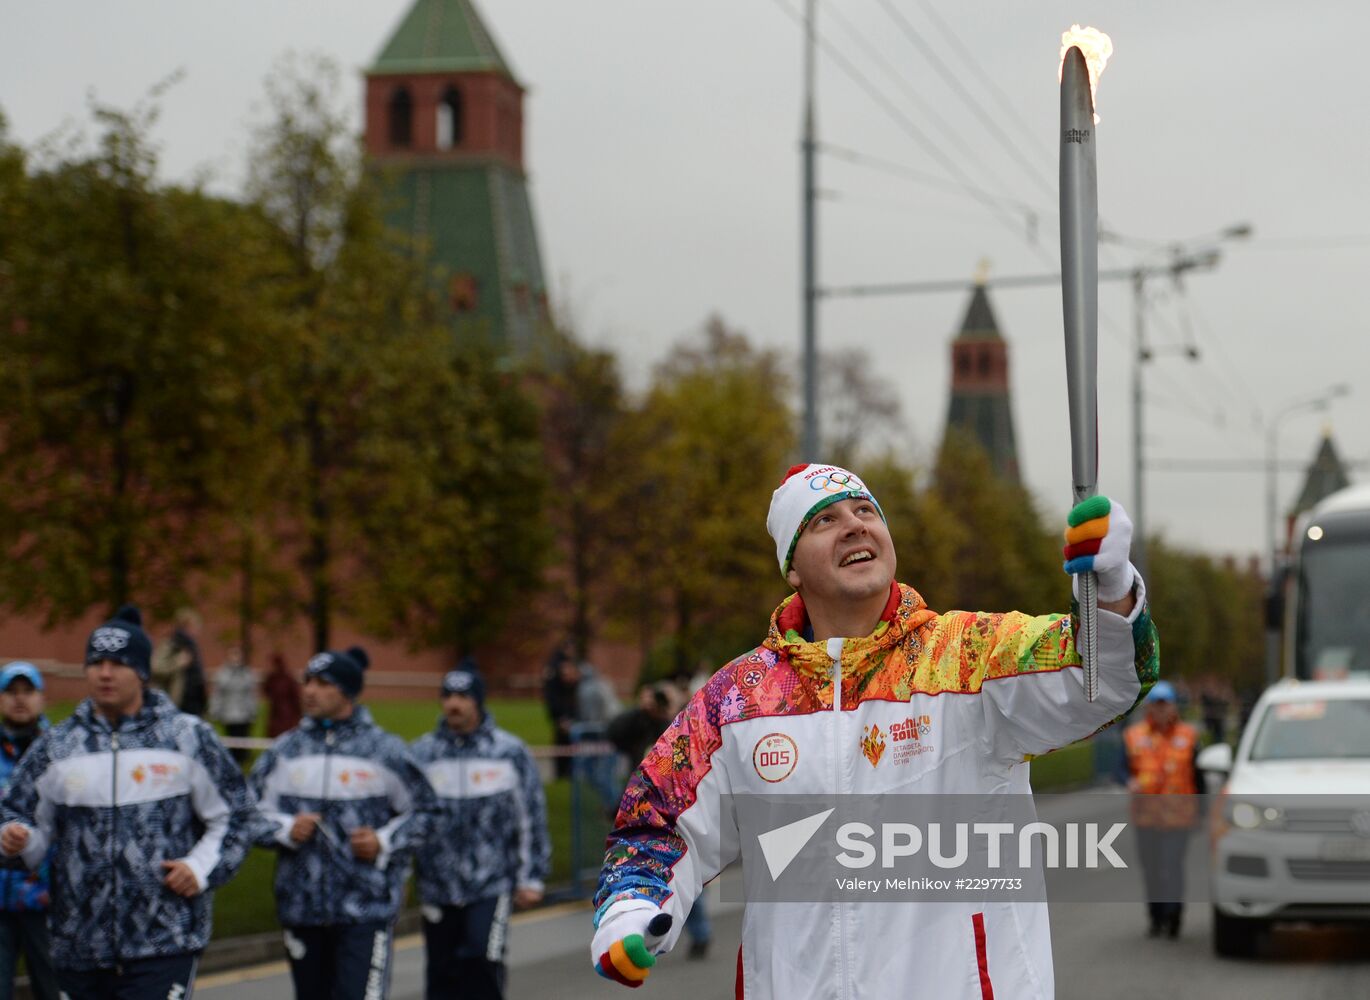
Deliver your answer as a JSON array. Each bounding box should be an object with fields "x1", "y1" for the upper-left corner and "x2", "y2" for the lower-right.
[
  {"x1": 808, "y1": 471, "x2": 864, "y2": 493},
  {"x1": 89, "y1": 627, "x2": 130, "y2": 653}
]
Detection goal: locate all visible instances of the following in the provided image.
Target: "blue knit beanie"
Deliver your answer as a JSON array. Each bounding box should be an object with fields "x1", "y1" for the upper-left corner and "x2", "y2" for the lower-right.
[
  {"x1": 305, "y1": 646, "x2": 370, "y2": 700},
  {"x1": 441, "y1": 656, "x2": 485, "y2": 712},
  {"x1": 85, "y1": 605, "x2": 154, "y2": 680}
]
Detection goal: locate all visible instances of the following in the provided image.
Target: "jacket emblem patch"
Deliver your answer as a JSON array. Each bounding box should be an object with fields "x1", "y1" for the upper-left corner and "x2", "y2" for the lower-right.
[
  {"x1": 753, "y1": 733, "x2": 798, "y2": 783},
  {"x1": 860, "y1": 725, "x2": 886, "y2": 768}
]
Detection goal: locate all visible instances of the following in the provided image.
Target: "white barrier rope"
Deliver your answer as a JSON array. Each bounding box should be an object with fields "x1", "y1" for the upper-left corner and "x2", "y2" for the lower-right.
[{"x1": 220, "y1": 736, "x2": 616, "y2": 758}]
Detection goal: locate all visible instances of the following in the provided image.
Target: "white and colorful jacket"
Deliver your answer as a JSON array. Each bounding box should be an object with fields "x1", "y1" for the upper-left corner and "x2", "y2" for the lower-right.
[
  {"x1": 0, "y1": 690, "x2": 254, "y2": 971},
  {"x1": 249, "y1": 707, "x2": 437, "y2": 927},
  {"x1": 410, "y1": 714, "x2": 550, "y2": 907},
  {"x1": 595, "y1": 581, "x2": 1160, "y2": 1000}
]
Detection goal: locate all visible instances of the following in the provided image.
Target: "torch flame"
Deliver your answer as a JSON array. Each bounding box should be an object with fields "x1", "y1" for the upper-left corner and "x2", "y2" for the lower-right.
[{"x1": 1059, "y1": 25, "x2": 1113, "y2": 124}]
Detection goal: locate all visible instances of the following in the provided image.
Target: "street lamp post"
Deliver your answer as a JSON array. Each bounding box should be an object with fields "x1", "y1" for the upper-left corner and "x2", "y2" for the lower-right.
[
  {"x1": 1128, "y1": 243, "x2": 1226, "y2": 579},
  {"x1": 1106, "y1": 222, "x2": 1252, "y2": 579}
]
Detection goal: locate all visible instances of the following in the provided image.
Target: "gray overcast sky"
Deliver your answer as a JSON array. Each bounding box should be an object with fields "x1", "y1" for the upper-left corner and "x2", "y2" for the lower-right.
[{"x1": 3, "y1": 1, "x2": 1367, "y2": 566}]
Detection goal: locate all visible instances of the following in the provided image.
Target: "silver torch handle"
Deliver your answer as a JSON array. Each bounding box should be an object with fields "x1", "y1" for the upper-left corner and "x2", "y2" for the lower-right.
[{"x1": 1060, "y1": 44, "x2": 1100, "y2": 701}]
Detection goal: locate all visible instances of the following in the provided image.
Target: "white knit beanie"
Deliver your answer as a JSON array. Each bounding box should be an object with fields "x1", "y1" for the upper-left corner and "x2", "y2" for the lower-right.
[{"x1": 766, "y1": 463, "x2": 884, "y2": 575}]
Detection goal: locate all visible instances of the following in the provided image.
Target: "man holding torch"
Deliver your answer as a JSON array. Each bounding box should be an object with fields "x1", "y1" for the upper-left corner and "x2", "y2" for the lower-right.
[
  {"x1": 590, "y1": 462, "x2": 1157, "y2": 998},
  {"x1": 590, "y1": 26, "x2": 1143, "y2": 998}
]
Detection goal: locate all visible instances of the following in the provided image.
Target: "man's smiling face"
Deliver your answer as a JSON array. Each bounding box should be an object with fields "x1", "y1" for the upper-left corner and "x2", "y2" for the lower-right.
[{"x1": 785, "y1": 497, "x2": 896, "y2": 606}]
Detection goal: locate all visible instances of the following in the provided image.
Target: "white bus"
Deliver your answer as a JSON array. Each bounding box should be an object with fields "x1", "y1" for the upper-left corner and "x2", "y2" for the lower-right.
[{"x1": 1284, "y1": 482, "x2": 1370, "y2": 680}]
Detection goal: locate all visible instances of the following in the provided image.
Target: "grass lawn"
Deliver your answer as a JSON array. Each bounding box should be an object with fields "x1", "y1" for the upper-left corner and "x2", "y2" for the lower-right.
[
  {"x1": 1027, "y1": 739, "x2": 1097, "y2": 790},
  {"x1": 368, "y1": 697, "x2": 553, "y2": 745},
  {"x1": 211, "y1": 848, "x2": 280, "y2": 938}
]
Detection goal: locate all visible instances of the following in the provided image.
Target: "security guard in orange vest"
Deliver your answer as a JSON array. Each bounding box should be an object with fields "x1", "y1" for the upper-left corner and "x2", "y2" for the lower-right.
[{"x1": 1122, "y1": 681, "x2": 1202, "y2": 938}]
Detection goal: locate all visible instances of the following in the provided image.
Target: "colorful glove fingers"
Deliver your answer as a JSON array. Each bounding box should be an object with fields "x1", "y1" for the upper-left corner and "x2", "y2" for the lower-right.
[
  {"x1": 1063, "y1": 495, "x2": 1135, "y2": 602},
  {"x1": 596, "y1": 932, "x2": 658, "y2": 987},
  {"x1": 591, "y1": 902, "x2": 671, "y2": 988}
]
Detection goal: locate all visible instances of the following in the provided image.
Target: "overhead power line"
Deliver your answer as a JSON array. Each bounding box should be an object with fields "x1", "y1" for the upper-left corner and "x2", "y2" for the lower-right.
[
  {"x1": 1149, "y1": 457, "x2": 1370, "y2": 472},
  {"x1": 760, "y1": 0, "x2": 1053, "y2": 263},
  {"x1": 1143, "y1": 380, "x2": 1232, "y2": 434},
  {"x1": 1242, "y1": 235, "x2": 1370, "y2": 250},
  {"x1": 816, "y1": 141, "x2": 1044, "y2": 219},
  {"x1": 820, "y1": 0, "x2": 1046, "y2": 225},
  {"x1": 1174, "y1": 287, "x2": 1263, "y2": 425},
  {"x1": 872, "y1": 0, "x2": 1058, "y2": 203},
  {"x1": 892, "y1": 0, "x2": 1134, "y2": 273},
  {"x1": 912, "y1": 0, "x2": 1056, "y2": 167}
]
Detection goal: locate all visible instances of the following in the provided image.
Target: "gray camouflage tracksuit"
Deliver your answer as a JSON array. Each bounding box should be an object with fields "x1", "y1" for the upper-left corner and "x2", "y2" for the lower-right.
[
  {"x1": 250, "y1": 707, "x2": 437, "y2": 1000},
  {"x1": 0, "y1": 690, "x2": 254, "y2": 972}
]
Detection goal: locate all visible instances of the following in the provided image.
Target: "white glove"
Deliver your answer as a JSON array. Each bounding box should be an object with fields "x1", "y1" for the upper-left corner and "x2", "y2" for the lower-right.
[
  {"x1": 1063, "y1": 496, "x2": 1136, "y2": 603},
  {"x1": 590, "y1": 899, "x2": 673, "y2": 988}
]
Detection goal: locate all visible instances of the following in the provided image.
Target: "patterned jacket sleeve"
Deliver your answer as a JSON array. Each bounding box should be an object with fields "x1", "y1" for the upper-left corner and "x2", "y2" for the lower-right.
[
  {"x1": 0, "y1": 733, "x2": 55, "y2": 871},
  {"x1": 373, "y1": 739, "x2": 438, "y2": 872},
  {"x1": 593, "y1": 676, "x2": 740, "y2": 954},
  {"x1": 511, "y1": 742, "x2": 550, "y2": 890},
  {"x1": 950, "y1": 573, "x2": 1160, "y2": 763},
  {"x1": 179, "y1": 720, "x2": 256, "y2": 891},
  {"x1": 247, "y1": 743, "x2": 296, "y2": 849}
]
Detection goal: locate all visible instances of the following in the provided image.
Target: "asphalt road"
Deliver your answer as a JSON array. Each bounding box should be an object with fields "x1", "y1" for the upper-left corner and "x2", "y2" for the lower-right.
[{"x1": 197, "y1": 789, "x2": 1370, "y2": 1000}]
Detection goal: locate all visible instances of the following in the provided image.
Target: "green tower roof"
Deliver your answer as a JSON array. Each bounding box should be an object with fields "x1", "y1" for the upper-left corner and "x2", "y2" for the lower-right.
[
  {"x1": 956, "y1": 283, "x2": 1002, "y2": 340},
  {"x1": 1292, "y1": 432, "x2": 1351, "y2": 517},
  {"x1": 371, "y1": 0, "x2": 518, "y2": 81}
]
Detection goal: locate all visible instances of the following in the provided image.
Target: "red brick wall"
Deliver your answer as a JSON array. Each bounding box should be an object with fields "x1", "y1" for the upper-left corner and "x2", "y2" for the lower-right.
[{"x1": 0, "y1": 607, "x2": 641, "y2": 706}]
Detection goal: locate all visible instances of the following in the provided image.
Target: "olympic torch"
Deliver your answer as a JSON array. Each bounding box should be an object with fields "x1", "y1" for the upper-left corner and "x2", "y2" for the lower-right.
[{"x1": 1059, "y1": 26, "x2": 1112, "y2": 701}]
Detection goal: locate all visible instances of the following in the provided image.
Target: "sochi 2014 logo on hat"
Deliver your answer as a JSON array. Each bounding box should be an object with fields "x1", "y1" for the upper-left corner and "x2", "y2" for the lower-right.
[
  {"x1": 753, "y1": 733, "x2": 798, "y2": 783},
  {"x1": 90, "y1": 627, "x2": 131, "y2": 654}
]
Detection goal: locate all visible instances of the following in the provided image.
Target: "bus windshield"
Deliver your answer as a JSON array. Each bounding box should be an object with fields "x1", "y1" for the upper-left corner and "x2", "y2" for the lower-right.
[{"x1": 1295, "y1": 534, "x2": 1370, "y2": 679}]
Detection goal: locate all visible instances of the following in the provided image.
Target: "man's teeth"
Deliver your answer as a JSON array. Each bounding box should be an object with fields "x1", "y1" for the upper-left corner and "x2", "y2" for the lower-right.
[{"x1": 840, "y1": 551, "x2": 874, "y2": 567}]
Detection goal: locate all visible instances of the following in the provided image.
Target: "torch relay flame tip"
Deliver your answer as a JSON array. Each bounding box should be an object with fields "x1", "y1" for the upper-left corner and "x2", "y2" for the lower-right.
[{"x1": 1059, "y1": 25, "x2": 1113, "y2": 124}]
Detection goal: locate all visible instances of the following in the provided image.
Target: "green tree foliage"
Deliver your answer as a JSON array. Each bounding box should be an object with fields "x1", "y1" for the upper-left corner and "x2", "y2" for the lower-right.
[
  {"x1": 345, "y1": 343, "x2": 550, "y2": 654},
  {"x1": 0, "y1": 62, "x2": 549, "y2": 660},
  {"x1": 529, "y1": 325, "x2": 628, "y2": 658},
  {"x1": 928, "y1": 430, "x2": 1065, "y2": 614},
  {"x1": 606, "y1": 318, "x2": 794, "y2": 676},
  {"x1": 818, "y1": 348, "x2": 904, "y2": 469},
  {"x1": 0, "y1": 98, "x2": 276, "y2": 622},
  {"x1": 243, "y1": 54, "x2": 388, "y2": 649},
  {"x1": 244, "y1": 55, "x2": 548, "y2": 653},
  {"x1": 0, "y1": 77, "x2": 1265, "y2": 689},
  {"x1": 1144, "y1": 539, "x2": 1265, "y2": 688}
]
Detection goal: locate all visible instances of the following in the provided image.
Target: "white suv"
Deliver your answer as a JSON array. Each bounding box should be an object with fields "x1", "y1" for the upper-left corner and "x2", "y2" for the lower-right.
[{"x1": 1198, "y1": 678, "x2": 1370, "y2": 957}]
